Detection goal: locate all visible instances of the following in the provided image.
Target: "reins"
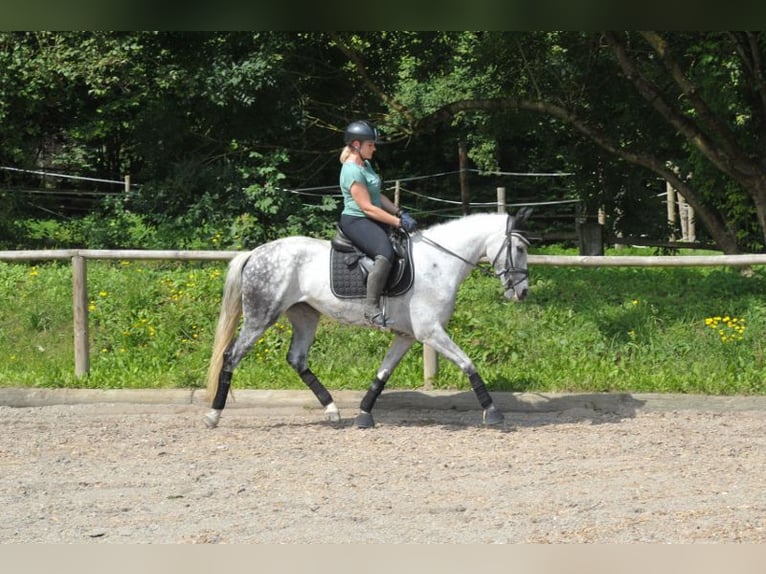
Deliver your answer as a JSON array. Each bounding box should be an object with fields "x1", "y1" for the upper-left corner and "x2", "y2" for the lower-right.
[
  {"x1": 419, "y1": 234, "x2": 493, "y2": 276},
  {"x1": 418, "y1": 214, "x2": 530, "y2": 290}
]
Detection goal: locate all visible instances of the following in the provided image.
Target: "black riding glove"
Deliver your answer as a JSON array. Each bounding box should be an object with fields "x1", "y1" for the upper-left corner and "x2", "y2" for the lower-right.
[{"x1": 399, "y1": 211, "x2": 417, "y2": 233}]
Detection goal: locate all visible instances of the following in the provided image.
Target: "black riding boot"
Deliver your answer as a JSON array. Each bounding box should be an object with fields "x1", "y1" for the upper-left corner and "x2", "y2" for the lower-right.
[{"x1": 364, "y1": 255, "x2": 392, "y2": 327}]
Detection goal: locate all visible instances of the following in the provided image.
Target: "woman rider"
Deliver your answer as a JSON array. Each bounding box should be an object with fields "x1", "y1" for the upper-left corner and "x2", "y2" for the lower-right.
[{"x1": 338, "y1": 120, "x2": 417, "y2": 327}]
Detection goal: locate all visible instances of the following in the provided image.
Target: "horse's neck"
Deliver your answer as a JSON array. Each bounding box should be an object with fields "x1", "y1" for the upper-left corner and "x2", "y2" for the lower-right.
[{"x1": 423, "y1": 214, "x2": 501, "y2": 263}]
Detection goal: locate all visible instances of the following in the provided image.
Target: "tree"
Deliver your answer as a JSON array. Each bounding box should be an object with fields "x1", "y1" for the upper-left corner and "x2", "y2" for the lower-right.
[
  {"x1": 0, "y1": 32, "x2": 365, "y2": 245},
  {"x1": 340, "y1": 31, "x2": 766, "y2": 254}
]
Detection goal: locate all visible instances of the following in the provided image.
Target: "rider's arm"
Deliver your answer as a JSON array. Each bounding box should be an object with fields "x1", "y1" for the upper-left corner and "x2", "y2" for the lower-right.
[
  {"x1": 380, "y1": 194, "x2": 400, "y2": 216},
  {"x1": 350, "y1": 182, "x2": 401, "y2": 227}
]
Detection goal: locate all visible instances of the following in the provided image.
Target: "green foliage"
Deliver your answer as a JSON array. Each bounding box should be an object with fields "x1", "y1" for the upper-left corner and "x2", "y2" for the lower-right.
[
  {"x1": 0, "y1": 31, "x2": 354, "y2": 245},
  {"x1": 379, "y1": 31, "x2": 766, "y2": 251},
  {"x1": 1, "y1": 246, "x2": 765, "y2": 395},
  {"x1": 4, "y1": 31, "x2": 766, "y2": 256}
]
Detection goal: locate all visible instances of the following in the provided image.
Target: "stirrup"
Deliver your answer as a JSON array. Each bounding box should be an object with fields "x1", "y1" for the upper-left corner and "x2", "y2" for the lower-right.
[{"x1": 364, "y1": 308, "x2": 390, "y2": 327}]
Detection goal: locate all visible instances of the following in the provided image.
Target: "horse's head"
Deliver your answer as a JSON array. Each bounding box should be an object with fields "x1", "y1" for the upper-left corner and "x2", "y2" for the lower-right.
[{"x1": 490, "y1": 208, "x2": 532, "y2": 301}]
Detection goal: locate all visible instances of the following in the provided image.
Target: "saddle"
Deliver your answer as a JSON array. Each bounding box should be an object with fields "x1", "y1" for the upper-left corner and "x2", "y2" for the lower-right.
[{"x1": 329, "y1": 226, "x2": 414, "y2": 299}]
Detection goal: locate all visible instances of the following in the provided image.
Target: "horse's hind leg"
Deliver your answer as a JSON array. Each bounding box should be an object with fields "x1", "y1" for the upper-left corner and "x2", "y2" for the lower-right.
[
  {"x1": 355, "y1": 334, "x2": 416, "y2": 428},
  {"x1": 285, "y1": 304, "x2": 340, "y2": 422},
  {"x1": 204, "y1": 318, "x2": 273, "y2": 428}
]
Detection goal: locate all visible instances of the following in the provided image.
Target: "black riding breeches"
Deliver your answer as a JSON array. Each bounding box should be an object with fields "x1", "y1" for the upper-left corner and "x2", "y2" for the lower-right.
[{"x1": 339, "y1": 214, "x2": 395, "y2": 262}]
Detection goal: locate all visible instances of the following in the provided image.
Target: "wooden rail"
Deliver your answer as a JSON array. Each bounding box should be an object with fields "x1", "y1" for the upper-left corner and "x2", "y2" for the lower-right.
[
  {"x1": 0, "y1": 249, "x2": 242, "y2": 261},
  {"x1": 527, "y1": 253, "x2": 766, "y2": 267},
  {"x1": 2, "y1": 249, "x2": 766, "y2": 381}
]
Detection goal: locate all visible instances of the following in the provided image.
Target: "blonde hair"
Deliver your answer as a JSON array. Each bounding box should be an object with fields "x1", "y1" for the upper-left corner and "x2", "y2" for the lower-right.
[{"x1": 339, "y1": 145, "x2": 355, "y2": 163}]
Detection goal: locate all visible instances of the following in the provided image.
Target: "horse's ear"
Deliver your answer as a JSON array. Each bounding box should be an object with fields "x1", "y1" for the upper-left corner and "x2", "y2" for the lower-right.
[{"x1": 513, "y1": 207, "x2": 534, "y2": 230}]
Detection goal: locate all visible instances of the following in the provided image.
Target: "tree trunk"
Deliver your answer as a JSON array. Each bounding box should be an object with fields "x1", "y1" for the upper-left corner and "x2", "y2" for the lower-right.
[
  {"x1": 420, "y1": 97, "x2": 746, "y2": 253},
  {"x1": 750, "y1": 177, "x2": 766, "y2": 249}
]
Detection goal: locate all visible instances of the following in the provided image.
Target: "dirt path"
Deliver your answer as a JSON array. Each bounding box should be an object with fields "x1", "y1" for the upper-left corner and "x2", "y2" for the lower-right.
[{"x1": 1, "y1": 396, "x2": 765, "y2": 543}]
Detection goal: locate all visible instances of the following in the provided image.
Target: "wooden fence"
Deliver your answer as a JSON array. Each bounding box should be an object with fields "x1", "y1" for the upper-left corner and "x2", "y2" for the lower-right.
[
  {"x1": 4, "y1": 249, "x2": 766, "y2": 384},
  {"x1": 1, "y1": 249, "x2": 240, "y2": 378}
]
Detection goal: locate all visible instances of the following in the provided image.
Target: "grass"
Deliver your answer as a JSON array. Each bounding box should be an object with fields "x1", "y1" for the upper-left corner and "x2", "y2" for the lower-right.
[{"x1": 1, "y1": 246, "x2": 765, "y2": 395}]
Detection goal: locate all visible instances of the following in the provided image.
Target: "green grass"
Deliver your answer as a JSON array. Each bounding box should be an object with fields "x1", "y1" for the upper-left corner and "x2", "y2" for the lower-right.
[{"x1": 1, "y1": 246, "x2": 765, "y2": 395}]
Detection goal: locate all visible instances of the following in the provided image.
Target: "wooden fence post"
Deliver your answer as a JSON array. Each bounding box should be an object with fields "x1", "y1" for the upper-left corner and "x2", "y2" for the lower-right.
[
  {"x1": 421, "y1": 175, "x2": 436, "y2": 388},
  {"x1": 72, "y1": 255, "x2": 90, "y2": 377},
  {"x1": 678, "y1": 194, "x2": 689, "y2": 241},
  {"x1": 666, "y1": 181, "x2": 676, "y2": 241},
  {"x1": 459, "y1": 141, "x2": 470, "y2": 215},
  {"x1": 423, "y1": 344, "x2": 437, "y2": 391},
  {"x1": 687, "y1": 204, "x2": 696, "y2": 242},
  {"x1": 497, "y1": 187, "x2": 506, "y2": 213}
]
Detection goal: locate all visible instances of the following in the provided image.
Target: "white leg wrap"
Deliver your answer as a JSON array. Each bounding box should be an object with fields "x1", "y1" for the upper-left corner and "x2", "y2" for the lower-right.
[
  {"x1": 203, "y1": 409, "x2": 222, "y2": 429},
  {"x1": 324, "y1": 402, "x2": 341, "y2": 423}
]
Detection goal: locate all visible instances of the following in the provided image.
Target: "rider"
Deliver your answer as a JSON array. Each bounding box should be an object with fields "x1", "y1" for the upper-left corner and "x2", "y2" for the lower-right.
[{"x1": 339, "y1": 119, "x2": 417, "y2": 327}]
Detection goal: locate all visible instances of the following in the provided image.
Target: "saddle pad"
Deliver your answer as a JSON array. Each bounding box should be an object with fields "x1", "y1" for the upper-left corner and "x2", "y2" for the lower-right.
[
  {"x1": 330, "y1": 249, "x2": 367, "y2": 298},
  {"x1": 330, "y1": 243, "x2": 415, "y2": 300}
]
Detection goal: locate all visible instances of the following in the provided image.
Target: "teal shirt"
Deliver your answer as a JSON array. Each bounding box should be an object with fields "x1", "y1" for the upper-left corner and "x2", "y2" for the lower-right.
[{"x1": 340, "y1": 160, "x2": 382, "y2": 217}]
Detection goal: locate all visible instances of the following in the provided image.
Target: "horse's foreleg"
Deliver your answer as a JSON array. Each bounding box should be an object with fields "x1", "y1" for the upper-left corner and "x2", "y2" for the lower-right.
[
  {"x1": 355, "y1": 334, "x2": 415, "y2": 428},
  {"x1": 285, "y1": 304, "x2": 340, "y2": 422},
  {"x1": 468, "y1": 372, "x2": 504, "y2": 425},
  {"x1": 420, "y1": 328, "x2": 504, "y2": 426}
]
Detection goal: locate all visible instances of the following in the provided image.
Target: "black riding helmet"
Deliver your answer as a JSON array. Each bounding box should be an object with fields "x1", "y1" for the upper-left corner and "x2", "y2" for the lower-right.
[{"x1": 343, "y1": 120, "x2": 379, "y2": 145}]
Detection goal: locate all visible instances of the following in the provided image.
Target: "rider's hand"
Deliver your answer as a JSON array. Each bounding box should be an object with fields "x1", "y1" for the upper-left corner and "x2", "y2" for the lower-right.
[{"x1": 399, "y1": 211, "x2": 417, "y2": 233}]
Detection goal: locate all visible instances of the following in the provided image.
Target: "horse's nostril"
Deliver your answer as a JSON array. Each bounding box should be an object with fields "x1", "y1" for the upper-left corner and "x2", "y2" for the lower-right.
[{"x1": 518, "y1": 288, "x2": 529, "y2": 300}]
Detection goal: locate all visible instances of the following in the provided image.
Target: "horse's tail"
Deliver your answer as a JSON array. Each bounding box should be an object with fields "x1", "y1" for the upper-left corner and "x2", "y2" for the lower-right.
[{"x1": 205, "y1": 251, "x2": 251, "y2": 403}]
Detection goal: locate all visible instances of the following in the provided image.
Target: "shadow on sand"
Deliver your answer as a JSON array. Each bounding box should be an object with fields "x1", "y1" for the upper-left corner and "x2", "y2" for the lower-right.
[{"x1": 363, "y1": 390, "x2": 647, "y2": 430}]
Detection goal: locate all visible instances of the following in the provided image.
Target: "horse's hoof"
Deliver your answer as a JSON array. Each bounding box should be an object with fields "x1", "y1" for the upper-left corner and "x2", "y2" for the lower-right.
[
  {"x1": 325, "y1": 403, "x2": 341, "y2": 423},
  {"x1": 483, "y1": 405, "x2": 504, "y2": 426},
  {"x1": 203, "y1": 410, "x2": 221, "y2": 429},
  {"x1": 355, "y1": 411, "x2": 375, "y2": 428}
]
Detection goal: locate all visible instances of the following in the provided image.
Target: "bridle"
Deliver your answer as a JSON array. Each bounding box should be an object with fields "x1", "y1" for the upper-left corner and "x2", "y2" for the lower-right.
[
  {"x1": 419, "y1": 214, "x2": 530, "y2": 292},
  {"x1": 490, "y1": 216, "x2": 530, "y2": 292}
]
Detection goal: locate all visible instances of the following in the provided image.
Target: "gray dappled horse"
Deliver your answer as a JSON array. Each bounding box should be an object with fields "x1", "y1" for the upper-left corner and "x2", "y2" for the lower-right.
[{"x1": 204, "y1": 209, "x2": 532, "y2": 429}]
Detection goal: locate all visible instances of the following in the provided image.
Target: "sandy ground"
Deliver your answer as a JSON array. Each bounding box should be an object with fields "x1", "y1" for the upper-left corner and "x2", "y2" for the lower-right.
[{"x1": 1, "y1": 393, "x2": 765, "y2": 543}]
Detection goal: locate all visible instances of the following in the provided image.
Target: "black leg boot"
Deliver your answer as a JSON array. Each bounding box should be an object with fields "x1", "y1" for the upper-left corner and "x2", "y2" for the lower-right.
[{"x1": 364, "y1": 255, "x2": 392, "y2": 327}]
